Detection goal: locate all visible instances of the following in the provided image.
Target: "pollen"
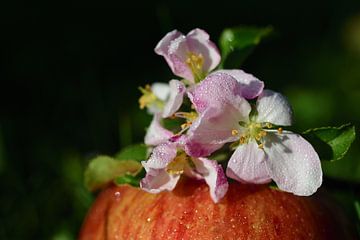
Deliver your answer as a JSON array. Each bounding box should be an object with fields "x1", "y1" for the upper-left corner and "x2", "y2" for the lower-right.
[
  {"x1": 167, "y1": 153, "x2": 188, "y2": 175},
  {"x1": 186, "y1": 52, "x2": 205, "y2": 81},
  {"x1": 277, "y1": 127, "x2": 283, "y2": 134},
  {"x1": 231, "y1": 129, "x2": 239, "y2": 136},
  {"x1": 138, "y1": 85, "x2": 157, "y2": 109},
  {"x1": 181, "y1": 122, "x2": 192, "y2": 129}
]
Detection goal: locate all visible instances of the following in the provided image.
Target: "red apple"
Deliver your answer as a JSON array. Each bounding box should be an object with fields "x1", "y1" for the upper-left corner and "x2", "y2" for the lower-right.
[{"x1": 79, "y1": 178, "x2": 355, "y2": 239}]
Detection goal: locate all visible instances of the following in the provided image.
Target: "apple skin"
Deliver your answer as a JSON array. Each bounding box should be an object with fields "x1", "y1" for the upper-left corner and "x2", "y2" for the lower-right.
[{"x1": 79, "y1": 178, "x2": 355, "y2": 240}]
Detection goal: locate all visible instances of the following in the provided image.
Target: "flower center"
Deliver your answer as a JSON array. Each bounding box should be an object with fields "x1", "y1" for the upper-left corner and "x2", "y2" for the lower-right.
[
  {"x1": 138, "y1": 85, "x2": 164, "y2": 110},
  {"x1": 186, "y1": 52, "x2": 205, "y2": 82},
  {"x1": 166, "y1": 152, "x2": 189, "y2": 175},
  {"x1": 232, "y1": 121, "x2": 272, "y2": 149}
]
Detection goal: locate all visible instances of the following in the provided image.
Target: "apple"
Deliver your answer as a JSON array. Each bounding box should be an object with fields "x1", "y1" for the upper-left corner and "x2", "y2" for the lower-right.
[{"x1": 79, "y1": 178, "x2": 355, "y2": 239}]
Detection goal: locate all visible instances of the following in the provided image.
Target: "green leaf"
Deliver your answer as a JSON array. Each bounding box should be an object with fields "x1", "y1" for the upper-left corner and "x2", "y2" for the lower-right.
[
  {"x1": 303, "y1": 124, "x2": 356, "y2": 161},
  {"x1": 84, "y1": 155, "x2": 142, "y2": 191},
  {"x1": 114, "y1": 168, "x2": 146, "y2": 187},
  {"x1": 115, "y1": 144, "x2": 148, "y2": 162},
  {"x1": 219, "y1": 26, "x2": 273, "y2": 69}
]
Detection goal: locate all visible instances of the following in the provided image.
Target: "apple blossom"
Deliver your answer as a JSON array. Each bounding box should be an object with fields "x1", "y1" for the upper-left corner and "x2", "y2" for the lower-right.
[
  {"x1": 155, "y1": 28, "x2": 221, "y2": 83},
  {"x1": 185, "y1": 70, "x2": 264, "y2": 156},
  {"x1": 186, "y1": 74, "x2": 322, "y2": 196},
  {"x1": 140, "y1": 137, "x2": 228, "y2": 203}
]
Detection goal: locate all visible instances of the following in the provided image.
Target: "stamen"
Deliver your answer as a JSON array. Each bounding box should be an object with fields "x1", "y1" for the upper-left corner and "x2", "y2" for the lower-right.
[
  {"x1": 166, "y1": 152, "x2": 188, "y2": 175},
  {"x1": 181, "y1": 122, "x2": 192, "y2": 129},
  {"x1": 258, "y1": 143, "x2": 264, "y2": 149},
  {"x1": 277, "y1": 127, "x2": 283, "y2": 134},
  {"x1": 231, "y1": 129, "x2": 239, "y2": 136},
  {"x1": 239, "y1": 136, "x2": 246, "y2": 144},
  {"x1": 138, "y1": 85, "x2": 157, "y2": 109},
  {"x1": 186, "y1": 52, "x2": 204, "y2": 82},
  {"x1": 174, "y1": 112, "x2": 197, "y2": 120},
  {"x1": 265, "y1": 123, "x2": 273, "y2": 129}
]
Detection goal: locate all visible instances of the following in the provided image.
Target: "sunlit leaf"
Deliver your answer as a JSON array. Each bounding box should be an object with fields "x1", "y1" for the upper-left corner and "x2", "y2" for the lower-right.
[
  {"x1": 84, "y1": 156, "x2": 142, "y2": 191},
  {"x1": 303, "y1": 124, "x2": 356, "y2": 161},
  {"x1": 219, "y1": 26, "x2": 273, "y2": 68},
  {"x1": 115, "y1": 144, "x2": 148, "y2": 162}
]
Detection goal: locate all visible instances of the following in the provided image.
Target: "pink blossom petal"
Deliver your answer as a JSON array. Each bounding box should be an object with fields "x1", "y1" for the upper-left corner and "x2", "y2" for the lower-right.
[
  {"x1": 184, "y1": 141, "x2": 224, "y2": 158},
  {"x1": 215, "y1": 69, "x2": 264, "y2": 99},
  {"x1": 144, "y1": 114, "x2": 173, "y2": 146},
  {"x1": 162, "y1": 80, "x2": 186, "y2": 118},
  {"x1": 264, "y1": 131, "x2": 322, "y2": 196},
  {"x1": 188, "y1": 71, "x2": 251, "y2": 114},
  {"x1": 142, "y1": 142, "x2": 177, "y2": 170},
  {"x1": 226, "y1": 140, "x2": 271, "y2": 184},
  {"x1": 168, "y1": 36, "x2": 194, "y2": 81},
  {"x1": 151, "y1": 82, "x2": 170, "y2": 101},
  {"x1": 140, "y1": 169, "x2": 180, "y2": 194},
  {"x1": 185, "y1": 106, "x2": 245, "y2": 157},
  {"x1": 154, "y1": 30, "x2": 183, "y2": 73},
  {"x1": 256, "y1": 90, "x2": 293, "y2": 126},
  {"x1": 186, "y1": 28, "x2": 221, "y2": 73},
  {"x1": 192, "y1": 157, "x2": 228, "y2": 203}
]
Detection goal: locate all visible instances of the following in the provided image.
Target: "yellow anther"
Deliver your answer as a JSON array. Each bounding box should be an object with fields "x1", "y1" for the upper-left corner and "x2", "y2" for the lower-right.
[
  {"x1": 265, "y1": 123, "x2": 273, "y2": 129},
  {"x1": 277, "y1": 127, "x2": 283, "y2": 134},
  {"x1": 167, "y1": 153, "x2": 188, "y2": 175},
  {"x1": 258, "y1": 143, "x2": 264, "y2": 149},
  {"x1": 181, "y1": 122, "x2": 192, "y2": 129},
  {"x1": 231, "y1": 129, "x2": 239, "y2": 136},
  {"x1": 186, "y1": 52, "x2": 204, "y2": 82},
  {"x1": 239, "y1": 136, "x2": 246, "y2": 144},
  {"x1": 138, "y1": 84, "x2": 158, "y2": 109}
]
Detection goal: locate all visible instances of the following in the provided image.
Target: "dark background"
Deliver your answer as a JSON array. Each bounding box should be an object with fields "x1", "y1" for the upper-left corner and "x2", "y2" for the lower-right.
[{"x1": 1, "y1": 1, "x2": 360, "y2": 239}]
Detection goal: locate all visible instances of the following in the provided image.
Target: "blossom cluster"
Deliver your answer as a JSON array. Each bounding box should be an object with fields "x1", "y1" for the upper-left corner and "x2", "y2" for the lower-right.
[{"x1": 138, "y1": 29, "x2": 322, "y2": 203}]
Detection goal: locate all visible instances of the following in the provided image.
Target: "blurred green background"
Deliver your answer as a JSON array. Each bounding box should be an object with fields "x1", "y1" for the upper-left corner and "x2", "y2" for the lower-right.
[{"x1": 1, "y1": 1, "x2": 360, "y2": 239}]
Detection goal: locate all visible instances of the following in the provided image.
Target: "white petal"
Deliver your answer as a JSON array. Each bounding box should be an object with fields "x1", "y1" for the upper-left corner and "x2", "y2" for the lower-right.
[
  {"x1": 256, "y1": 90, "x2": 293, "y2": 126},
  {"x1": 142, "y1": 142, "x2": 177, "y2": 170},
  {"x1": 264, "y1": 131, "x2": 322, "y2": 196},
  {"x1": 140, "y1": 169, "x2": 180, "y2": 193},
  {"x1": 144, "y1": 114, "x2": 173, "y2": 146},
  {"x1": 227, "y1": 140, "x2": 271, "y2": 184},
  {"x1": 154, "y1": 30, "x2": 183, "y2": 72},
  {"x1": 168, "y1": 36, "x2": 194, "y2": 81},
  {"x1": 151, "y1": 82, "x2": 170, "y2": 101},
  {"x1": 215, "y1": 69, "x2": 264, "y2": 99},
  {"x1": 192, "y1": 157, "x2": 228, "y2": 203},
  {"x1": 162, "y1": 80, "x2": 186, "y2": 118}
]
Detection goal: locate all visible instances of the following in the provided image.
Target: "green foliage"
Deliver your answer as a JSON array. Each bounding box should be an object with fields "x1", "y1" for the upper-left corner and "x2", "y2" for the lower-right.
[
  {"x1": 115, "y1": 144, "x2": 148, "y2": 162},
  {"x1": 84, "y1": 156, "x2": 142, "y2": 191},
  {"x1": 303, "y1": 124, "x2": 356, "y2": 161},
  {"x1": 219, "y1": 26, "x2": 273, "y2": 69},
  {"x1": 114, "y1": 169, "x2": 146, "y2": 187}
]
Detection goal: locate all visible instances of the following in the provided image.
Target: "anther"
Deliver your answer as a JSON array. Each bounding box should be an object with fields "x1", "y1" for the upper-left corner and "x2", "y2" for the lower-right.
[
  {"x1": 231, "y1": 129, "x2": 239, "y2": 136},
  {"x1": 266, "y1": 123, "x2": 273, "y2": 129},
  {"x1": 277, "y1": 127, "x2": 283, "y2": 134},
  {"x1": 258, "y1": 143, "x2": 264, "y2": 149}
]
